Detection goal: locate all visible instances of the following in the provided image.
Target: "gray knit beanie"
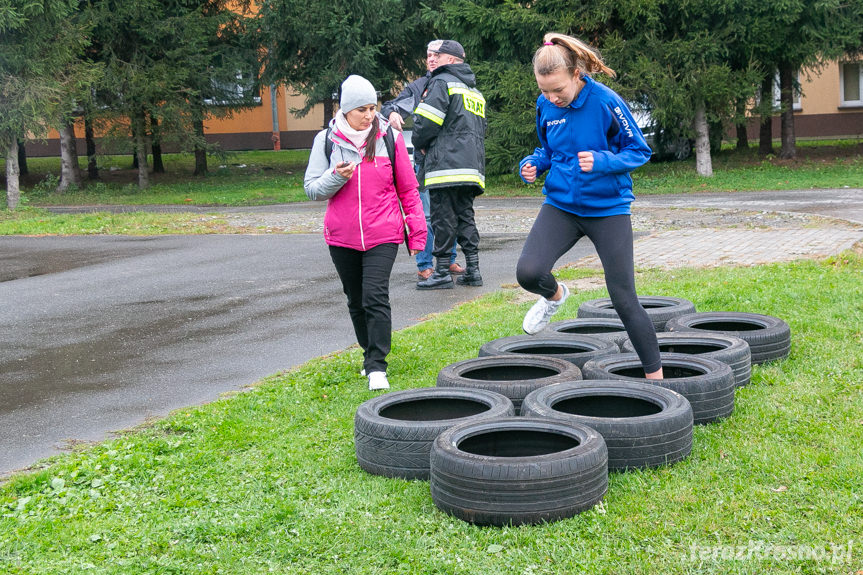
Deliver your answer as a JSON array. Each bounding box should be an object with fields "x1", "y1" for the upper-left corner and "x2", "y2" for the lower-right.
[{"x1": 339, "y1": 75, "x2": 378, "y2": 112}]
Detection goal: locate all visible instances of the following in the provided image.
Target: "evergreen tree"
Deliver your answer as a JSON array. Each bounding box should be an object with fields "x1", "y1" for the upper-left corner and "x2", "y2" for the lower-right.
[
  {"x1": 258, "y1": 0, "x2": 434, "y2": 128},
  {"x1": 1, "y1": 0, "x2": 92, "y2": 209},
  {"x1": 87, "y1": 0, "x2": 259, "y2": 187}
]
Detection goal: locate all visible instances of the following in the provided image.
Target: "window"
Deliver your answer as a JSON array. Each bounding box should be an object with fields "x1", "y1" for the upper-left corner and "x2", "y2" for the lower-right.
[
  {"x1": 754, "y1": 71, "x2": 802, "y2": 111},
  {"x1": 204, "y1": 71, "x2": 261, "y2": 106},
  {"x1": 840, "y1": 62, "x2": 862, "y2": 107},
  {"x1": 771, "y1": 72, "x2": 802, "y2": 111}
]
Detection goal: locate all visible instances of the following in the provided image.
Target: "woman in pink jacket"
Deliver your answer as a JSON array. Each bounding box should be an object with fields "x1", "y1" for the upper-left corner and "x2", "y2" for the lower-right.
[{"x1": 304, "y1": 75, "x2": 426, "y2": 391}]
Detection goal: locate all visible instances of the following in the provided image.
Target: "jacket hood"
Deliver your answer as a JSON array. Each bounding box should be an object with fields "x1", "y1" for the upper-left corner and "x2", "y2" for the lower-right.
[{"x1": 432, "y1": 62, "x2": 475, "y2": 86}]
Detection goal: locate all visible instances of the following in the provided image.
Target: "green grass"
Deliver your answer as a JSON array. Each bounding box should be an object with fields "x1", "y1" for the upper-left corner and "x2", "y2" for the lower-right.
[
  {"x1": 0, "y1": 207, "x2": 239, "y2": 235},
  {"x1": 5, "y1": 150, "x2": 310, "y2": 207},
  {"x1": 2, "y1": 253, "x2": 861, "y2": 574}
]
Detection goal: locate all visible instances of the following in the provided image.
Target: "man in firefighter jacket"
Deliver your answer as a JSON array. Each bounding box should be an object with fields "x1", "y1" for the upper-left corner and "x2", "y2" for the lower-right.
[{"x1": 412, "y1": 39, "x2": 487, "y2": 290}]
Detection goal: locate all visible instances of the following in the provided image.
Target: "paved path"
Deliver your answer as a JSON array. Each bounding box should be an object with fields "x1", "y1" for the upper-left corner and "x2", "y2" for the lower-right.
[{"x1": 601, "y1": 228, "x2": 862, "y2": 269}]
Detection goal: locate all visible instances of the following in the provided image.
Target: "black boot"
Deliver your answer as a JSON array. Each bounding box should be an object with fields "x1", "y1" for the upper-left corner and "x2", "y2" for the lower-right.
[
  {"x1": 417, "y1": 258, "x2": 454, "y2": 290},
  {"x1": 456, "y1": 253, "x2": 483, "y2": 286}
]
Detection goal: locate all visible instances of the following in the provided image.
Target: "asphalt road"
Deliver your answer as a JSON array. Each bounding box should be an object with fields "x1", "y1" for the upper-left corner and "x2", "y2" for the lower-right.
[{"x1": 0, "y1": 232, "x2": 597, "y2": 476}]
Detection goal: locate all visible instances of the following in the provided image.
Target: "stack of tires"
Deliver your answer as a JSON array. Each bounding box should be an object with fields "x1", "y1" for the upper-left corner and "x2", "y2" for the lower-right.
[{"x1": 354, "y1": 295, "x2": 792, "y2": 527}]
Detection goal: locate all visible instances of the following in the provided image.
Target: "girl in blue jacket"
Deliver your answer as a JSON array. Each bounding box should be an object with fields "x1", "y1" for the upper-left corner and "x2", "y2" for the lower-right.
[{"x1": 517, "y1": 32, "x2": 663, "y2": 379}]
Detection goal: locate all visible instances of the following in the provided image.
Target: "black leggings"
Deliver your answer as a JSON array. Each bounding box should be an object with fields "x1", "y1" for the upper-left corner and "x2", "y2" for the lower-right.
[
  {"x1": 329, "y1": 243, "x2": 398, "y2": 373},
  {"x1": 516, "y1": 204, "x2": 661, "y2": 373}
]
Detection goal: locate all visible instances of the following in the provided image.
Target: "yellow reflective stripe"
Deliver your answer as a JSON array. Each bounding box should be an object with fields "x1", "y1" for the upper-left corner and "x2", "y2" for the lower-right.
[
  {"x1": 414, "y1": 103, "x2": 445, "y2": 125},
  {"x1": 425, "y1": 174, "x2": 486, "y2": 189},
  {"x1": 447, "y1": 86, "x2": 485, "y2": 103}
]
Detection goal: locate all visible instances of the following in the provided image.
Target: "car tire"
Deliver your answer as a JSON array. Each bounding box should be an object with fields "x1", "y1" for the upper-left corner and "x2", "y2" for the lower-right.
[
  {"x1": 664, "y1": 312, "x2": 791, "y2": 364},
  {"x1": 354, "y1": 387, "x2": 515, "y2": 480},
  {"x1": 521, "y1": 381, "x2": 693, "y2": 470},
  {"x1": 436, "y1": 355, "x2": 583, "y2": 414},
  {"x1": 581, "y1": 352, "x2": 734, "y2": 424},
  {"x1": 542, "y1": 318, "x2": 629, "y2": 349},
  {"x1": 429, "y1": 417, "x2": 608, "y2": 526},
  {"x1": 622, "y1": 332, "x2": 752, "y2": 387},
  {"x1": 577, "y1": 296, "x2": 697, "y2": 331},
  {"x1": 478, "y1": 334, "x2": 619, "y2": 369}
]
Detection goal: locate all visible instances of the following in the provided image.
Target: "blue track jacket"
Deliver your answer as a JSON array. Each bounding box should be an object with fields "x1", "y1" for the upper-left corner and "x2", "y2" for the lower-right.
[{"x1": 519, "y1": 76, "x2": 651, "y2": 217}]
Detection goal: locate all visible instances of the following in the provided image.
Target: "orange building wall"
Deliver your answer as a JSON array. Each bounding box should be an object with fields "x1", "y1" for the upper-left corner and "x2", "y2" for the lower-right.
[{"x1": 798, "y1": 62, "x2": 840, "y2": 116}]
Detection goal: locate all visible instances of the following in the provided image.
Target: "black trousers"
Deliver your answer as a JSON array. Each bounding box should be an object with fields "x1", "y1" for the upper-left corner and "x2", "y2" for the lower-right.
[
  {"x1": 429, "y1": 186, "x2": 480, "y2": 260},
  {"x1": 516, "y1": 204, "x2": 661, "y2": 373},
  {"x1": 329, "y1": 243, "x2": 398, "y2": 373}
]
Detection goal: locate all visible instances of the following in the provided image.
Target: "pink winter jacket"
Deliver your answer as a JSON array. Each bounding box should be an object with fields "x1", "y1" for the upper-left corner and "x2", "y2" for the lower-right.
[{"x1": 303, "y1": 118, "x2": 426, "y2": 252}]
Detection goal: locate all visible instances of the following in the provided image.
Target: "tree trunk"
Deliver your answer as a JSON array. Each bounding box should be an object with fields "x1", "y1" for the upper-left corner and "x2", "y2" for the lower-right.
[
  {"x1": 17, "y1": 139, "x2": 28, "y2": 176},
  {"x1": 133, "y1": 113, "x2": 149, "y2": 189},
  {"x1": 151, "y1": 116, "x2": 164, "y2": 174},
  {"x1": 693, "y1": 100, "x2": 713, "y2": 177},
  {"x1": 735, "y1": 98, "x2": 748, "y2": 150},
  {"x1": 758, "y1": 75, "x2": 774, "y2": 156},
  {"x1": 85, "y1": 116, "x2": 99, "y2": 180},
  {"x1": 270, "y1": 84, "x2": 281, "y2": 151},
  {"x1": 57, "y1": 120, "x2": 82, "y2": 193},
  {"x1": 736, "y1": 124, "x2": 749, "y2": 151},
  {"x1": 192, "y1": 105, "x2": 207, "y2": 176},
  {"x1": 6, "y1": 139, "x2": 21, "y2": 211},
  {"x1": 323, "y1": 96, "x2": 334, "y2": 129},
  {"x1": 151, "y1": 141, "x2": 164, "y2": 173},
  {"x1": 779, "y1": 64, "x2": 796, "y2": 159}
]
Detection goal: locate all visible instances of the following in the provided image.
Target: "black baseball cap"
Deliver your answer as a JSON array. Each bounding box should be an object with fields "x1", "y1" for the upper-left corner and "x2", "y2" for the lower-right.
[{"x1": 427, "y1": 39, "x2": 465, "y2": 60}]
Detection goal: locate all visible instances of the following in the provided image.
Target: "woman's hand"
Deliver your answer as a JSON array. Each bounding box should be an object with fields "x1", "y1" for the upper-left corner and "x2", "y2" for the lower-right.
[
  {"x1": 521, "y1": 162, "x2": 537, "y2": 183},
  {"x1": 335, "y1": 161, "x2": 356, "y2": 178},
  {"x1": 578, "y1": 151, "x2": 594, "y2": 172},
  {"x1": 408, "y1": 249, "x2": 420, "y2": 256}
]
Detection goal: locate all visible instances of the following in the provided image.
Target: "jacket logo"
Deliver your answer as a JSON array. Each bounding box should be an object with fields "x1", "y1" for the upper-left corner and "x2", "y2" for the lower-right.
[
  {"x1": 463, "y1": 93, "x2": 485, "y2": 118},
  {"x1": 613, "y1": 106, "x2": 634, "y2": 138},
  {"x1": 546, "y1": 119, "x2": 566, "y2": 127}
]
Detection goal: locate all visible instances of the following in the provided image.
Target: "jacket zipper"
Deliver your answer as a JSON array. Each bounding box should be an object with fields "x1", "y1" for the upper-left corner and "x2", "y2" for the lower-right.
[{"x1": 357, "y1": 161, "x2": 365, "y2": 250}]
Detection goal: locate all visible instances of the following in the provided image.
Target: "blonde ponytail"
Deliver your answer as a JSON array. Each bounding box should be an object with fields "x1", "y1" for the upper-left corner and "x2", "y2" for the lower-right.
[{"x1": 532, "y1": 32, "x2": 616, "y2": 78}]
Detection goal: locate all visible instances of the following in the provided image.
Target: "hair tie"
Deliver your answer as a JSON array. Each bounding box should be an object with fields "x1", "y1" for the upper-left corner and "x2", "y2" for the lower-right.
[{"x1": 543, "y1": 41, "x2": 554, "y2": 45}]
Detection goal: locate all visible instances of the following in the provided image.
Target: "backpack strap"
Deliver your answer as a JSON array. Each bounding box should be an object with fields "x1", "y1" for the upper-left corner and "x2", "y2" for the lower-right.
[
  {"x1": 383, "y1": 125, "x2": 411, "y2": 252},
  {"x1": 325, "y1": 127, "x2": 334, "y2": 163},
  {"x1": 383, "y1": 125, "x2": 396, "y2": 182}
]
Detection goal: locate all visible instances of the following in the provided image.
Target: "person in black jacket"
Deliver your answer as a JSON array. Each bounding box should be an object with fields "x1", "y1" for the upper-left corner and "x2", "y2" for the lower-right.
[
  {"x1": 381, "y1": 41, "x2": 462, "y2": 282},
  {"x1": 412, "y1": 39, "x2": 487, "y2": 290}
]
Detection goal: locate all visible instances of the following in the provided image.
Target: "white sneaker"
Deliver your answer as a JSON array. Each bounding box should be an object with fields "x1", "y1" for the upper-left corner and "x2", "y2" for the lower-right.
[
  {"x1": 368, "y1": 371, "x2": 390, "y2": 391},
  {"x1": 522, "y1": 283, "x2": 569, "y2": 334},
  {"x1": 360, "y1": 369, "x2": 366, "y2": 377}
]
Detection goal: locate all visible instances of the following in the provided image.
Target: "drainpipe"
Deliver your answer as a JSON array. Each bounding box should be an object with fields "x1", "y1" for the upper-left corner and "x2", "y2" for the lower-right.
[{"x1": 270, "y1": 84, "x2": 281, "y2": 151}]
